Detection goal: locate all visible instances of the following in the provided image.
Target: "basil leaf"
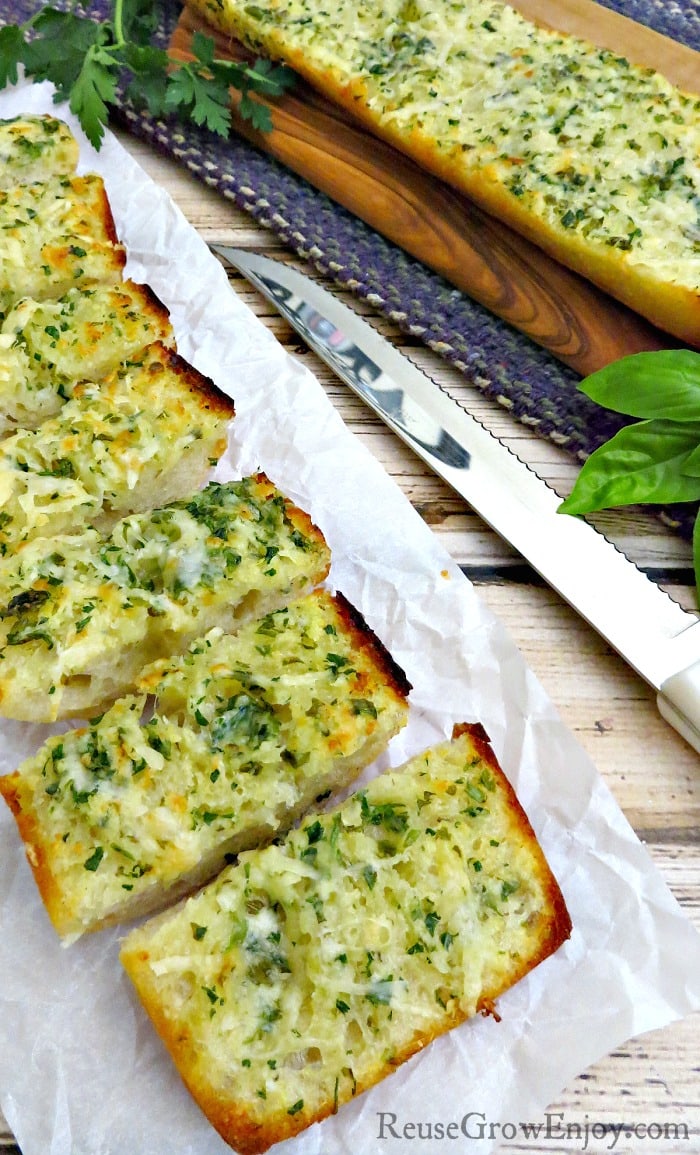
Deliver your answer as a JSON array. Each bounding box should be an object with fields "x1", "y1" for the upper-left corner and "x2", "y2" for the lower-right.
[
  {"x1": 558, "y1": 420, "x2": 700, "y2": 515},
  {"x1": 681, "y1": 443, "x2": 700, "y2": 478},
  {"x1": 579, "y1": 350, "x2": 700, "y2": 421}
]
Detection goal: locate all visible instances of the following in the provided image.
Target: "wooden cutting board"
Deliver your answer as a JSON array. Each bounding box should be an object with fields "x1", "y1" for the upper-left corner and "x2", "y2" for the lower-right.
[{"x1": 170, "y1": 2, "x2": 699, "y2": 377}]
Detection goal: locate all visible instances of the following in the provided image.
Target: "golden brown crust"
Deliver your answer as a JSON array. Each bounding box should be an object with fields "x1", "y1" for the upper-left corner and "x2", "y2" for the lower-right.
[
  {"x1": 0, "y1": 771, "x2": 73, "y2": 934},
  {"x1": 332, "y1": 589, "x2": 413, "y2": 701},
  {"x1": 88, "y1": 172, "x2": 123, "y2": 250},
  {"x1": 149, "y1": 343, "x2": 236, "y2": 418},
  {"x1": 452, "y1": 721, "x2": 573, "y2": 961}
]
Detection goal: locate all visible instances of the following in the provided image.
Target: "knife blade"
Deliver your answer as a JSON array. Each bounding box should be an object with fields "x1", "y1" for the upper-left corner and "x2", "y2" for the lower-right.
[{"x1": 213, "y1": 244, "x2": 700, "y2": 754}]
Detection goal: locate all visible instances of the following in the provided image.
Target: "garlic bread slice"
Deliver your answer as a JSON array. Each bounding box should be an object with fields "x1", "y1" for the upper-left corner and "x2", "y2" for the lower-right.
[
  {"x1": 0, "y1": 591, "x2": 409, "y2": 938},
  {"x1": 0, "y1": 474, "x2": 330, "y2": 720},
  {"x1": 0, "y1": 114, "x2": 79, "y2": 188},
  {"x1": 0, "y1": 281, "x2": 174, "y2": 436},
  {"x1": 0, "y1": 173, "x2": 126, "y2": 311},
  {"x1": 0, "y1": 342, "x2": 234, "y2": 552},
  {"x1": 120, "y1": 723, "x2": 571, "y2": 1155}
]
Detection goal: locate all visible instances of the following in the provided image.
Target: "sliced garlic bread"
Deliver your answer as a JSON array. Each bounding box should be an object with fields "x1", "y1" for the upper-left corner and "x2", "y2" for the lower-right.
[
  {"x1": 0, "y1": 591, "x2": 410, "y2": 939},
  {"x1": 0, "y1": 114, "x2": 79, "y2": 188},
  {"x1": 191, "y1": 0, "x2": 700, "y2": 343},
  {"x1": 0, "y1": 173, "x2": 126, "y2": 314},
  {"x1": 0, "y1": 474, "x2": 330, "y2": 721},
  {"x1": 0, "y1": 281, "x2": 175, "y2": 436},
  {"x1": 0, "y1": 341, "x2": 234, "y2": 553},
  {"x1": 120, "y1": 722, "x2": 571, "y2": 1154}
]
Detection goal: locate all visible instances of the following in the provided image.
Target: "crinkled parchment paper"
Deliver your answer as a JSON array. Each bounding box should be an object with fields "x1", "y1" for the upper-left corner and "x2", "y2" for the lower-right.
[{"x1": 0, "y1": 81, "x2": 698, "y2": 1155}]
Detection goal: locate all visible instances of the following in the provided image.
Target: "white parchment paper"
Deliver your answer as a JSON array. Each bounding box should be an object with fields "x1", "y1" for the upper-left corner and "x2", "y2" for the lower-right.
[{"x1": 1, "y1": 81, "x2": 698, "y2": 1155}]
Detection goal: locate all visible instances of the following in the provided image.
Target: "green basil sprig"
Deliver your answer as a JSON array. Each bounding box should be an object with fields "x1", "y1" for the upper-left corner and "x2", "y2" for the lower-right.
[{"x1": 558, "y1": 350, "x2": 700, "y2": 596}]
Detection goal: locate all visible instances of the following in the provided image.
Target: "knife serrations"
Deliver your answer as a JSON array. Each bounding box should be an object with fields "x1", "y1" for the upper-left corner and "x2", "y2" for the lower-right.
[{"x1": 211, "y1": 244, "x2": 700, "y2": 699}]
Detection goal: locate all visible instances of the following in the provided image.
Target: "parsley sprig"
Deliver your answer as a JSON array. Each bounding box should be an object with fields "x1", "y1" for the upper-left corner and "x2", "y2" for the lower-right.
[
  {"x1": 558, "y1": 350, "x2": 700, "y2": 600},
  {"x1": 0, "y1": 0, "x2": 296, "y2": 148}
]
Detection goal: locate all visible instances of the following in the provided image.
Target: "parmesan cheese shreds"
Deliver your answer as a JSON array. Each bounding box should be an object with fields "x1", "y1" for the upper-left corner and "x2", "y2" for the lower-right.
[
  {"x1": 0, "y1": 474, "x2": 331, "y2": 721},
  {"x1": 0, "y1": 591, "x2": 411, "y2": 939},
  {"x1": 0, "y1": 173, "x2": 126, "y2": 312},
  {"x1": 0, "y1": 282, "x2": 175, "y2": 436},
  {"x1": 120, "y1": 723, "x2": 571, "y2": 1155},
  {"x1": 0, "y1": 114, "x2": 79, "y2": 188},
  {"x1": 0, "y1": 341, "x2": 235, "y2": 553},
  {"x1": 191, "y1": 0, "x2": 700, "y2": 342}
]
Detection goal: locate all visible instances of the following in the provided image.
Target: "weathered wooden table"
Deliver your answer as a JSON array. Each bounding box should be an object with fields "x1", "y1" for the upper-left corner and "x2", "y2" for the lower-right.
[{"x1": 1, "y1": 133, "x2": 698, "y2": 1155}]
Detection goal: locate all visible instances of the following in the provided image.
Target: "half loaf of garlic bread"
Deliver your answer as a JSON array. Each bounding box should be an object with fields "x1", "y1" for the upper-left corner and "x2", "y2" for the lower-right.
[{"x1": 190, "y1": 0, "x2": 700, "y2": 343}]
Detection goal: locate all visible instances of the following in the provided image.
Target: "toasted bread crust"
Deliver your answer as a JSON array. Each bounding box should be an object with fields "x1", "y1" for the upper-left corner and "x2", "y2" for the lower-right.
[
  {"x1": 332, "y1": 590, "x2": 413, "y2": 701},
  {"x1": 0, "y1": 772, "x2": 73, "y2": 934},
  {"x1": 155, "y1": 344, "x2": 236, "y2": 419}
]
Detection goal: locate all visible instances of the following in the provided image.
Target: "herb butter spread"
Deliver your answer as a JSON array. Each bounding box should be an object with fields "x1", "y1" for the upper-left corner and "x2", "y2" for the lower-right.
[
  {"x1": 120, "y1": 724, "x2": 570, "y2": 1154},
  {"x1": 193, "y1": 0, "x2": 700, "y2": 341},
  {"x1": 0, "y1": 474, "x2": 330, "y2": 720},
  {"x1": 0, "y1": 114, "x2": 79, "y2": 189},
  {"x1": 0, "y1": 281, "x2": 174, "y2": 436},
  {"x1": 0, "y1": 591, "x2": 410, "y2": 938},
  {"x1": 0, "y1": 341, "x2": 233, "y2": 553}
]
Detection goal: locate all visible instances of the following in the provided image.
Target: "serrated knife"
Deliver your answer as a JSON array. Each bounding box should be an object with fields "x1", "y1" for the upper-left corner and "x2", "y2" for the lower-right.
[{"x1": 213, "y1": 244, "x2": 700, "y2": 755}]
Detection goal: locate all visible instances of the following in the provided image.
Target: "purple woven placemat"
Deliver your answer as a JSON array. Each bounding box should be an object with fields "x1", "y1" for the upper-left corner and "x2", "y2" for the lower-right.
[{"x1": 3, "y1": 0, "x2": 699, "y2": 541}]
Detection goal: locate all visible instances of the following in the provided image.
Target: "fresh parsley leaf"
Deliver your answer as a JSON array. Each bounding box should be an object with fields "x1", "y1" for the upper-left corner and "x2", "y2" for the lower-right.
[
  {"x1": 0, "y1": 0, "x2": 295, "y2": 149},
  {"x1": 165, "y1": 61, "x2": 232, "y2": 136},
  {"x1": 121, "y1": 43, "x2": 170, "y2": 116},
  {"x1": 247, "y1": 58, "x2": 297, "y2": 95},
  {"x1": 239, "y1": 90, "x2": 273, "y2": 134},
  {"x1": 69, "y1": 47, "x2": 120, "y2": 149},
  {"x1": 23, "y1": 9, "x2": 108, "y2": 99},
  {"x1": 120, "y1": 0, "x2": 160, "y2": 46},
  {"x1": 0, "y1": 24, "x2": 26, "y2": 87}
]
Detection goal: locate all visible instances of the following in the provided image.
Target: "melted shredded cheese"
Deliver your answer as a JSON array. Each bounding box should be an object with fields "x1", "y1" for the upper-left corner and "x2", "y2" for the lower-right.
[
  {"x1": 6, "y1": 591, "x2": 408, "y2": 934},
  {"x1": 121, "y1": 728, "x2": 565, "y2": 1136},
  {"x1": 0, "y1": 342, "x2": 229, "y2": 551},
  {"x1": 0, "y1": 475, "x2": 331, "y2": 717},
  {"x1": 199, "y1": 0, "x2": 700, "y2": 289},
  {"x1": 0, "y1": 114, "x2": 79, "y2": 189},
  {"x1": 0, "y1": 282, "x2": 174, "y2": 435}
]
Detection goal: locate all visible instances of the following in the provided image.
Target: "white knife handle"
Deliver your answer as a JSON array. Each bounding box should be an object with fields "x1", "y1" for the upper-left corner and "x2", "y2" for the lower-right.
[{"x1": 658, "y1": 660, "x2": 700, "y2": 754}]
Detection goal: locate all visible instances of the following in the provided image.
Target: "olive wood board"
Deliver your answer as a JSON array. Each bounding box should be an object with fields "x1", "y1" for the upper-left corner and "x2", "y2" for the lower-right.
[{"x1": 171, "y1": 2, "x2": 699, "y2": 378}]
